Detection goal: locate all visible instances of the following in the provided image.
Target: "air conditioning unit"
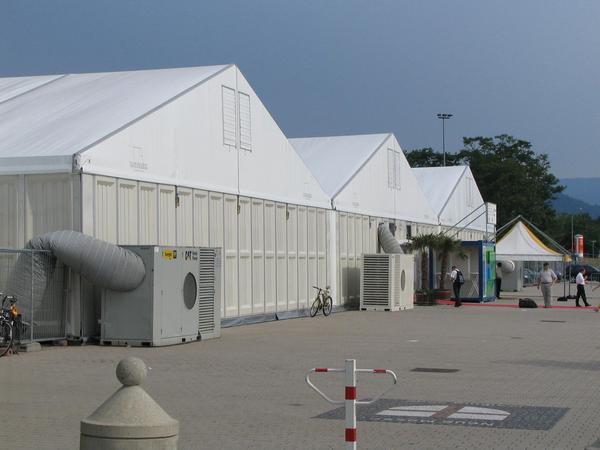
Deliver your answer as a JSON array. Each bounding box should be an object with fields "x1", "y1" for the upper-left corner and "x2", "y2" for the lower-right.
[
  {"x1": 101, "y1": 246, "x2": 221, "y2": 346},
  {"x1": 360, "y1": 253, "x2": 415, "y2": 311}
]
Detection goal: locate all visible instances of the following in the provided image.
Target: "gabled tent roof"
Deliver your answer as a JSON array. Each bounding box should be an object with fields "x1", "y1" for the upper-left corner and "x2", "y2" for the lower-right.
[
  {"x1": 413, "y1": 166, "x2": 469, "y2": 215},
  {"x1": 290, "y1": 133, "x2": 390, "y2": 197},
  {"x1": 496, "y1": 221, "x2": 564, "y2": 261},
  {"x1": 0, "y1": 65, "x2": 229, "y2": 161}
]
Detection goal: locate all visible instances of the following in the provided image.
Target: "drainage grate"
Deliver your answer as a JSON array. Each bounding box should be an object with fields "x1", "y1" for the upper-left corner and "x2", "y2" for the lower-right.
[
  {"x1": 540, "y1": 320, "x2": 566, "y2": 323},
  {"x1": 411, "y1": 368, "x2": 459, "y2": 373}
]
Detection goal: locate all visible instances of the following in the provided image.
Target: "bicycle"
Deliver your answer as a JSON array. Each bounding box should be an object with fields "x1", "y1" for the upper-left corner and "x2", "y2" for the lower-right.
[
  {"x1": 0, "y1": 294, "x2": 20, "y2": 357},
  {"x1": 310, "y1": 286, "x2": 333, "y2": 317}
]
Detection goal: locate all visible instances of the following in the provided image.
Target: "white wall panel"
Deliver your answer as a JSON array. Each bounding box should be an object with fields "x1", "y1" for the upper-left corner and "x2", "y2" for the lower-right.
[
  {"x1": 138, "y1": 182, "x2": 158, "y2": 245},
  {"x1": 209, "y1": 192, "x2": 224, "y2": 317},
  {"x1": 347, "y1": 214, "x2": 357, "y2": 301},
  {"x1": 117, "y1": 179, "x2": 138, "y2": 245},
  {"x1": 317, "y1": 209, "x2": 327, "y2": 288},
  {"x1": 176, "y1": 187, "x2": 193, "y2": 246},
  {"x1": 158, "y1": 185, "x2": 176, "y2": 245},
  {"x1": 287, "y1": 205, "x2": 298, "y2": 311},
  {"x1": 251, "y1": 198, "x2": 265, "y2": 314},
  {"x1": 264, "y1": 201, "x2": 276, "y2": 313},
  {"x1": 224, "y1": 195, "x2": 239, "y2": 317},
  {"x1": 25, "y1": 174, "x2": 73, "y2": 242},
  {"x1": 192, "y1": 189, "x2": 209, "y2": 247},
  {"x1": 297, "y1": 206, "x2": 308, "y2": 309},
  {"x1": 307, "y1": 208, "x2": 318, "y2": 307},
  {"x1": 94, "y1": 176, "x2": 117, "y2": 243},
  {"x1": 238, "y1": 196, "x2": 252, "y2": 316},
  {"x1": 338, "y1": 212, "x2": 348, "y2": 305},
  {"x1": 0, "y1": 176, "x2": 20, "y2": 247},
  {"x1": 275, "y1": 203, "x2": 287, "y2": 311}
]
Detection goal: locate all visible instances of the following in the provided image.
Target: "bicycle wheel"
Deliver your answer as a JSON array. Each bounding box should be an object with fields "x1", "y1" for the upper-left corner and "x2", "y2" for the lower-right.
[
  {"x1": 309, "y1": 297, "x2": 321, "y2": 317},
  {"x1": 322, "y1": 296, "x2": 333, "y2": 316},
  {"x1": 0, "y1": 321, "x2": 13, "y2": 357}
]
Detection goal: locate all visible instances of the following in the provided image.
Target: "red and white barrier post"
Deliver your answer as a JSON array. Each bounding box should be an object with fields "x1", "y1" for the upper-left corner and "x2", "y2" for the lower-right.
[
  {"x1": 345, "y1": 359, "x2": 357, "y2": 450},
  {"x1": 306, "y1": 359, "x2": 397, "y2": 450}
]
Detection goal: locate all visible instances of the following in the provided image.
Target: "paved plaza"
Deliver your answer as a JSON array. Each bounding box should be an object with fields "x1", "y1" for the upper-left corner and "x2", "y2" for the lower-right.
[{"x1": 1, "y1": 284, "x2": 600, "y2": 449}]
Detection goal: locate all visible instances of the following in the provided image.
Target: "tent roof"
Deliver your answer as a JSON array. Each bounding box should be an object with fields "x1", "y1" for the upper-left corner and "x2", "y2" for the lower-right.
[
  {"x1": 0, "y1": 65, "x2": 229, "y2": 161},
  {"x1": 412, "y1": 166, "x2": 469, "y2": 215},
  {"x1": 289, "y1": 133, "x2": 391, "y2": 197},
  {"x1": 496, "y1": 221, "x2": 564, "y2": 261}
]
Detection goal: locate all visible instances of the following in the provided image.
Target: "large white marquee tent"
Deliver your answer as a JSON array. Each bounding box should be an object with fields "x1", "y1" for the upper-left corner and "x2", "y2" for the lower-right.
[
  {"x1": 0, "y1": 65, "x2": 332, "y2": 337},
  {"x1": 291, "y1": 133, "x2": 439, "y2": 305}
]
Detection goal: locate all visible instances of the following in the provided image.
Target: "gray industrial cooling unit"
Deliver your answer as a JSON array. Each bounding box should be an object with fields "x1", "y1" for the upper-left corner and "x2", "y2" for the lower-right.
[
  {"x1": 360, "y1": 253, "x2": 415, "y2": 311},
  {"x1": 101, "y1": 246, "x2": 221, "y2": 346}
]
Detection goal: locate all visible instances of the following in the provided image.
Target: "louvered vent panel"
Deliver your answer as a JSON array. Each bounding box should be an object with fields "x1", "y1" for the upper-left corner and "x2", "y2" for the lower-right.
[
  {"x1": 391, "y1": 255, "x2": 402, "y2": 308},
  {"x1": 198, "y1": 248, "x2": 216, "y2": 334},
  {"x1": 222, "y1": 86, "x2": 236, "y2": 147},
  {"x1": 362, "y1": 254, "x2": 390, "y2": 307}
]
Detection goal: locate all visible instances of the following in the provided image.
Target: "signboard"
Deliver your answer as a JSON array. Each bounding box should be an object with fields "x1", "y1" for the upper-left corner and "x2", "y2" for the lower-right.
[{"x1": 486, "y1": 203, "x2": 497, "y2": 225}]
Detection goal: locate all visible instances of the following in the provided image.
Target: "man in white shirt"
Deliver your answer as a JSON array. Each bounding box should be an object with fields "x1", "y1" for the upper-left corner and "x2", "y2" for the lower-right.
[
  {"x1": 537, "y1": 263, "x2": 557, "y2": 308},
  {"x1": 449, "y1": 265, "x2": 463, "y2": 308},
  {"x1": 575, "y1": 268, "x2": 591, "y2": 307}
]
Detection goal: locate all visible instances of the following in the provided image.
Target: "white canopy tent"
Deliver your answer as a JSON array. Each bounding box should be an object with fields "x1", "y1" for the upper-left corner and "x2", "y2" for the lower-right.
[{"x1": 496, "y1": 221, "x2": 564, "y2": 262}]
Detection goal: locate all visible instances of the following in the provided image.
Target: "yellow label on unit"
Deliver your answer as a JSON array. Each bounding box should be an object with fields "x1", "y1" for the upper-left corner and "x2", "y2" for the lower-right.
[{"x1": 162, "y1": 249, "x2": 177, "y2": 260}]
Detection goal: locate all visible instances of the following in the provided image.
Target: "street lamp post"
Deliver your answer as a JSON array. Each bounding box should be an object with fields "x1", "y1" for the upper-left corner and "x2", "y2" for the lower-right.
[
  {"x1": 591, "y1": 240, "x2": 596, "y2": 259},
  {"x1": 436, "y1": 113, "x2": 453, "y2": 166}
]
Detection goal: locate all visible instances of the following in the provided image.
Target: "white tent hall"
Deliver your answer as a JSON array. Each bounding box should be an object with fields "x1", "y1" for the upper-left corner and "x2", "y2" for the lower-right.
[
  {"x1": 412, "y1": 166, "x2": 488, "y2": 240},
  {"x1": 291, "y1": 133, "x2": 438, "y2": 305},
  {"x1": 0, "y1": 65, "x2": 332, "y2": 338}
]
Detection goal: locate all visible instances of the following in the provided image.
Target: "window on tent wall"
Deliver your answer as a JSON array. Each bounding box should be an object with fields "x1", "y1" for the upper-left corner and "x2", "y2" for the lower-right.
[
  {"x1": 222, "y1": 86, "x2": 236, "y2": 147},
  {"x1": 238, "y1": 92, "x2": 252, "y2": 151},
  {"x1": 466, "y1": 177, "x2": 475, "y2": 208},
  {"x1": 387, "y1": 149, "x2": 401, "y2": 190},
  {"x1": 387, "y1": 149, "x2": 394, "y2": 188}
]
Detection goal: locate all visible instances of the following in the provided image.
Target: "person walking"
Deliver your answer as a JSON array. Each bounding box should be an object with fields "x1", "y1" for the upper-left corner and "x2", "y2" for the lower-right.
[
  {"x1": 537, "y1": 263, "x2": 557, "y2": 308},
  {"x1": 495, "y1": 262, "x2": 503, "y2": 299},
  {"x1": 449, "y1": 265, "x2": 464, "y2": 307},
  {"x1": 575, "y1": 268, "x2": 591, "y2": 307}
]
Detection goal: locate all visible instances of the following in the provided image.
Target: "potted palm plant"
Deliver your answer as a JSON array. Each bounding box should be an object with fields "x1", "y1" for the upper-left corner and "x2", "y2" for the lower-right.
[
  {"x1": 408, "y1": 233, "x2": 439, "y2": 305},
  {"x1": 433, "y1": 233, "x2": 463, "y2": 301}
]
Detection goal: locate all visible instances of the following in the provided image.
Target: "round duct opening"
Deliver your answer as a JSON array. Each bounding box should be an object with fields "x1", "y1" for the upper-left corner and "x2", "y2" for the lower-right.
[{"x1": 183, "y1": 272, "x2": 197, "y2": 310}]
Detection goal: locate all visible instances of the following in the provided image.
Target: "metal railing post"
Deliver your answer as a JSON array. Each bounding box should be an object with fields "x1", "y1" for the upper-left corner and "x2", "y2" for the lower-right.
[
  {"x1": 306, "y1": 359, "x2": 397, "y2": 450},
  {"x1": 345, "y1": 359, "x2": 357, "y2": 450}
]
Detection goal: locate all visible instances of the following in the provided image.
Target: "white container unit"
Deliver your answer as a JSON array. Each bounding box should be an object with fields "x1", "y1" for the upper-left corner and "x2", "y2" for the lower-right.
[{"x1": 360, "y1": 253, "x2": 415, "y2": 311}]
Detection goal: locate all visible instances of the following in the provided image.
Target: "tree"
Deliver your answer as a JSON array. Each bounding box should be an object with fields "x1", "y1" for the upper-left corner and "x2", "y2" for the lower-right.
[
  {"x1": 405, "y1": 147, "x2": 460, "y2": 168},
  {"x1": 435, "y1": 234, "x2": 463, "y2": 290},
  {"x1": 408, "y1": 233, "x2": 438, "y2": 290},
  {"x1": 406, "y1": 135, "x2": 564, "y2": 228}
]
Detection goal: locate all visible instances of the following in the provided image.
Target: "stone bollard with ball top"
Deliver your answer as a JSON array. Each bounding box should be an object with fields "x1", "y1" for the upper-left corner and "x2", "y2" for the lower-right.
[{"x1": 80, "y1": 357, "x2": 179, "y2": 450}]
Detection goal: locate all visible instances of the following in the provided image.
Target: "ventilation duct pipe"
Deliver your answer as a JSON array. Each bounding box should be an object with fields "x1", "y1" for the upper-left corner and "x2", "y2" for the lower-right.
[
  {"x1": 378, "y1": 223, "x2": 403, "y2": 254},
  {"x1": 26, "y1": 230, "x2": 146, "y2": 291}
]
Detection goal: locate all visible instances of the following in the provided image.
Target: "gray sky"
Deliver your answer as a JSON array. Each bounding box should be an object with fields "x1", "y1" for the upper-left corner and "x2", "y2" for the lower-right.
[{"x1": 1, "y1": 0, "x2": 599, "y2": 178}]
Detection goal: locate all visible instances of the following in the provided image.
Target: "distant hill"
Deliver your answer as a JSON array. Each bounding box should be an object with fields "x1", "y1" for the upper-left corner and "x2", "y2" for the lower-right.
[
  {"x1": 553, "y1": 192, "x2": 600, "y2": 218},
  {"x1": 561, "y1": 177, "x2": 600, "y2": 205}
]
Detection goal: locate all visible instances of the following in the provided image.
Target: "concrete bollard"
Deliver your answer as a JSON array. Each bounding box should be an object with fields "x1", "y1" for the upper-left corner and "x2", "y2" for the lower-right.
[{"x1": 80, "y1": 357, "x2": 179, "y2": 450}]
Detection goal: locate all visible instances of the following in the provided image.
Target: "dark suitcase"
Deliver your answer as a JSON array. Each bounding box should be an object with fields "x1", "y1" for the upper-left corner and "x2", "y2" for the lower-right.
[{"x1": 519, "y1": 298, "x2": 538, "y2": 308}]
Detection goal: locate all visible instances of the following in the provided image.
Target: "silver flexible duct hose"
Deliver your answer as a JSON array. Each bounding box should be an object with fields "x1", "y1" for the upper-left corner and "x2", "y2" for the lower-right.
[
  {"x1": 25, "y1": 230, "x2": 146, "y2": 291},
  {"x1": 378, "y1": 223, "x2": 403, "y2": 254}
]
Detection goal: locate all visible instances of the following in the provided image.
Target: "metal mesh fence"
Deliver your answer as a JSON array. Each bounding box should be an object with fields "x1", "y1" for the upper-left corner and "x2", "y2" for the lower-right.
[{"x1": 0, "y1": 249, "x2": 67, "y2": 342}]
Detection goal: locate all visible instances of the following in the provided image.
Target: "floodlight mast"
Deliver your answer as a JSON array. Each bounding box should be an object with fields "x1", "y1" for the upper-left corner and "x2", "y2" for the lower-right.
[{"x1": 436, "y1": 113, "x2": 453, "y2": 166}]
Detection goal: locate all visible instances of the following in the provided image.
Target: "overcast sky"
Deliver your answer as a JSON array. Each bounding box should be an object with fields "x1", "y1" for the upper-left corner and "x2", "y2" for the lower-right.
[{"x1": 1, "y1": 0, "x2": 598, "y2": 178}]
